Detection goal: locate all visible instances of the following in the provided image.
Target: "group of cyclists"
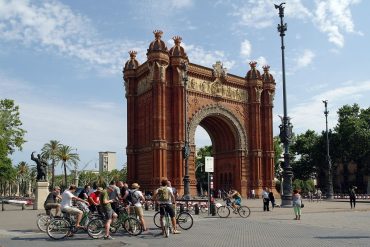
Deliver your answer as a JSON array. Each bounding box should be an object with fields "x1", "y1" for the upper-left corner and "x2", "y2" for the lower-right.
[{"x1": 43, "y1": 177, "x2": 186, "y2": 239}]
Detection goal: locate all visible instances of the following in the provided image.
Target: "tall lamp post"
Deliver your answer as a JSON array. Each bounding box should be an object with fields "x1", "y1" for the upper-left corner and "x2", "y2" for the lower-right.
[
  {"x1": 181, "y1": 61, "x2": 190, "y2": 200},
  {"x1": 323, "y1": 100, "x2": 333, "y2": 199},
  {"x1": 275, "y1": 2, "x2": 293, "y2": 206}
]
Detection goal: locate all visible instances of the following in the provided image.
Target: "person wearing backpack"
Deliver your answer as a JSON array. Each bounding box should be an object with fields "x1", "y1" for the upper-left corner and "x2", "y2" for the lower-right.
[
  {"x1": 153, "y1": 178, "x2": 180, "y2": 234},
  {"x1": 130, "y1": 183, "x2": 148, "y2": 231}
]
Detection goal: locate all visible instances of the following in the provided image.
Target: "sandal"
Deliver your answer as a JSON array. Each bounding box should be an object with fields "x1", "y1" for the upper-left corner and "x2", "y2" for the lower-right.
[{"x1": 173, "y1": 230, "x2": 181, "y2": 234}]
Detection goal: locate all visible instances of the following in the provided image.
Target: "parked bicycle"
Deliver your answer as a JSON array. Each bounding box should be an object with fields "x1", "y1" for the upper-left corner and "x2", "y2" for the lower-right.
[
  {"x1": 217, "y1": 197, "x2": 251, "y2": 218},
  {"x1": 37, "y1": 213, "x2": 54, "y2": 232},
  {"x1": 87, "y1": 205, "x2": 142, "y2": 239}
]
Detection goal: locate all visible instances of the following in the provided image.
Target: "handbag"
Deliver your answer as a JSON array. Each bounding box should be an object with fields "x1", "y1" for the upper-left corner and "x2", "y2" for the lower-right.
[{"x1": 301, "y1": 203, "x2": 304, "y2": 208}]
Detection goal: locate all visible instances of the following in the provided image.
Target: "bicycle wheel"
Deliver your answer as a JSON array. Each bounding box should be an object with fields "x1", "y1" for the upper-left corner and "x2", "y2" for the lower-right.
[
  {"x1": 177, "y1": 212, "x2": 193, "y2": 230},
  {"x1": 199, "y1": 205, "x2": 207, "y2": 214},
  {"x1": 217, "y1": 206, "x2": 230, "y2": 218},
  {"x1": 163, "y1": 216, "x2": 170, "y2": 238},
  {"x1": 37, "y1": 215, "x2": 50, "y2": 232},
  {"x1": 238, "y1": 206, "x2": 251, "y2": 218},
  {"x1": 47, "y1": 218, "x2": 70, "y2": 240},
  {"x1": 87, "y1": 218, "x2": 105, "y2": 239},
  {"x1": 153, "y1": 211, "x2": 161, "y2": 228},
  {"x1": 123, "y1": 217, "x2": 142, "y2": 236}
]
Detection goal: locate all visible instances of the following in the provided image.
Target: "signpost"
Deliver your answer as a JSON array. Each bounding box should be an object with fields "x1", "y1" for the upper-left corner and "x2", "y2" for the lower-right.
[{"x1": 205, "y1": 156, "x2": 214, "y2": 215}]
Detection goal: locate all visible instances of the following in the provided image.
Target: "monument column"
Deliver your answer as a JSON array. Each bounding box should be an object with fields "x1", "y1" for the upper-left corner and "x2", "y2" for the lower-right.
[
  {"x1": 123, "y1": 51, "x2": 140, "y2": 182},
  {"x1": 246, "y1": 61, "x2": 263, "y2": 194}
]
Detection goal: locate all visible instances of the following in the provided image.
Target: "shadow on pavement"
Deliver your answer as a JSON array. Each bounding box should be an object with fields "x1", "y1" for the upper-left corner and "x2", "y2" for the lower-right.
[{"x1": 316, "y1": 236, "x2": 370, "y2": 239}]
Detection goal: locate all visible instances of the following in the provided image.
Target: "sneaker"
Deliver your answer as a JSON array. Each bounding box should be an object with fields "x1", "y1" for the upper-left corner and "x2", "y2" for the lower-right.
[
  {"x1": 104, "y1": 235, "x2": 114, "y2": 240},
  {"x1": 172, "y1": 230, "x2": 181, "y2": 234}
]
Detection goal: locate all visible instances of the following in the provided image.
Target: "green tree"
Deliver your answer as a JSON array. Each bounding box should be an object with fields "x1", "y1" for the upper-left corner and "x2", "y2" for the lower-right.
[
  {"x1": 41, "y1": 140, "x2": 62, "y2": 189},
  {"x1": 195, "y1": 146, "x2": 212, "y2": 195},
  {"x1": 0, "y1": 99, "x2": 26, "y2": 155},
  {"x1": 290, "y1": 130, "x2": 323, "y2": 180},
  {"x1": 16, "y1": 161, "x2": 30, "y2": 196},
  {"x1": 56, "y1": 145, "x2": 79, "y2": 187}
]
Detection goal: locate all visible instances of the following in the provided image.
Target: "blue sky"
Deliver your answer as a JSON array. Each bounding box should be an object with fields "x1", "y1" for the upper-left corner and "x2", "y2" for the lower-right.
[{"x1": 1, "y1": 0, "x2": 369, "y2": 173}]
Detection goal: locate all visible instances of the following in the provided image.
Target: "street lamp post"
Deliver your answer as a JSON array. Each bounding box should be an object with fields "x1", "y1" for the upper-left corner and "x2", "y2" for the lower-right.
[
  {"x1": 181, "y1": 61, "x2": 190, "y2": 200},
  {"x1": 275, "y1": 2, "x2": 293, "y2": 206},
  {"x1": 323, "y1": 100, "x2": 334, "y2": 199}
]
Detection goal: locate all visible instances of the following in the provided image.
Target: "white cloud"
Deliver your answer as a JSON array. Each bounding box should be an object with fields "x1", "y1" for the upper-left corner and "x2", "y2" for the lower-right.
[
  {"x1": 288, "y1": 80, "x2": 370, "y2": 133},
  {"x1": 240, "y1": 39, "x2": 252, "y2": 58},
  {"x1": 0, "y1": 72, "x2": 126, "y2": 166},
  {"x1": 170, "y1": 0, "x2": 193, "y2": 9},
  {"x1": 0, "y1": 0, "x2": 145, "y2": 75},
  {"x1": 183, "y1": 42, "x2": 236, "y2": 71},
  {"x1": 313, "y1": 0, "x2": 360, "y2": 47},
  {"x1": 296, "y1": 49, "x2": 315, "y2": 68}
]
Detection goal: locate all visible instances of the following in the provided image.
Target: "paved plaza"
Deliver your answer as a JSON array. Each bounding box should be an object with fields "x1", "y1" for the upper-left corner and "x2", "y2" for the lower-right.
[{"x1": 1, "y1": 199, "x2": 370, "y2": 247}]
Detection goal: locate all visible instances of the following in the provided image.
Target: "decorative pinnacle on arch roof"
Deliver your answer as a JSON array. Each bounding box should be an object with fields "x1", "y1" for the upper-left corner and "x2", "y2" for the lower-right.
[
  {"x1": 148, "y1": 30, "x2": 167, "y2": 53},
  {"x1": 124, "y1": 50, "x2": 140, "y2": 70},
  {"x1": 169, "y1": 35, "x2": 187, "y2": 58},
  {"x1": 246, "y1": 61, "x2": 261, "y2": 80},
  {"x1": 262, "y1": 65, "x2": 275, "y2": 83}
]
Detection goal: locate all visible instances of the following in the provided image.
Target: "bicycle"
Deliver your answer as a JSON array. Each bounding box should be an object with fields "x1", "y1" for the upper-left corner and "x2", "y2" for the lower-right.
[
  {"x1": 87, "y1": 205, "x2": 142, "y2": 239},
  {"x1": 46, "y1": 202, "x2": 92, "y2": 240},
  {"x1": 153, "y1": 205, "x2": 193, "y2": 231},
  {"x1": 217, "y1": 197, "x2": 251, "y2": 218},
  {"x1": 37, "y1": 213, "x2": 53, "y2": 232}
]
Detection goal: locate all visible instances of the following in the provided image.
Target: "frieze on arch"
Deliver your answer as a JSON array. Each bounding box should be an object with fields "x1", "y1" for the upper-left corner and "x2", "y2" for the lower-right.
[{"x1": 188, "y1": 104, "x2": 248, "y2": 151}]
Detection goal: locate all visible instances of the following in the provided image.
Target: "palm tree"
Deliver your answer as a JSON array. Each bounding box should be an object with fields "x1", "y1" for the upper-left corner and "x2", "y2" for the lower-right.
[
  {"x1": 56, "y1": 145, "x2": 79, "y2": 187},
  {"x1": 16, "y1": 161, "x2": 29, "y2": 196},
  {"x1": 41, "y1": 140, "x2": 62, "y2": 189}
]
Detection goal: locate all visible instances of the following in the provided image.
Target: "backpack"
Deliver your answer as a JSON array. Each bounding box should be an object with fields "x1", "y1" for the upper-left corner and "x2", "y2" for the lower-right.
[
  {"x1": 157, "y1": 186, "x2": 170, "y2": 201},
  {"x1": 128, "y1": 189, "x2": 140, "y2": 204}
]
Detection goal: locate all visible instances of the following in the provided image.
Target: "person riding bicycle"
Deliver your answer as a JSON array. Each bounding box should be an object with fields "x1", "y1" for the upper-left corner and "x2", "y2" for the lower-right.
[
  {"x1": 228, "y1": 189, "x2": 242, "y2": 210},
  {"x1": 60, "y1": 184, "x2": 89, "y2": 230},
  {"x1": 44, "y1": 186, "x2": 62, "y2": 216},
  {"x1": 153, "y1": 178, "x2": 181, "y2": 235}
]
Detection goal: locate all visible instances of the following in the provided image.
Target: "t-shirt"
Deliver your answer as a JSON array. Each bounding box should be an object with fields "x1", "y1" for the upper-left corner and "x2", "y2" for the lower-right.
[
  {"x1": 60, "y1": 190, "x2": 74, "y2": 209},
  {"x1": 132, "y1": 190, "x2": 143, "y2": 207},
  {"x1": 108, "y1": 185, "x2": 120, "y2": 200},
  {"x1": 89, "y1": 192, "x2": 100, "y2": 204},
  {"x1": 100, "y1": 190, "x2": 112, "y2": 211},
  {"x1": 44, "y1": 192, "x2": 58, "y2": 204}
]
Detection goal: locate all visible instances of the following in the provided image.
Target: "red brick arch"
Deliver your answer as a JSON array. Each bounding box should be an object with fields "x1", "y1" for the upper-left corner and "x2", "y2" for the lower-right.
[{"x1": 123, "y1": 31, "x2": 276, "y2": 197}]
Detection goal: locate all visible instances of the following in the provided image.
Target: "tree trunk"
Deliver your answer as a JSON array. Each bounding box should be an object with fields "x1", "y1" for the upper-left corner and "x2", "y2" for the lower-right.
[
  {"x1": 51, "y1": 159, "x2": 55, "y2": 189},
  {"x1": 64, "y1": 162, "x2": 68, "y2": 187}
]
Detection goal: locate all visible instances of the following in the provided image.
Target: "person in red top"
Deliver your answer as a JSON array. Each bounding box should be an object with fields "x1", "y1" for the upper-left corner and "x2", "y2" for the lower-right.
[{"x1": 88, "y1": 187, "x2": 102, "y2": 213}]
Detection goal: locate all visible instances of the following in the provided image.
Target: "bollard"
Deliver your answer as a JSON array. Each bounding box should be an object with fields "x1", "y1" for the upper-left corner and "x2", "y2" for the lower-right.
[
  {"x1": 210, "y1": 203, "x2": 216, "y2": 216},
  {"x1": 144, "y1": 202, "x2": 149, "y2": 211},
  {"x1": 180, "y1": 203, "x2": 184, "y2": 213},
  {"x1": 22, "y1": 203, "x2": 25, "y2": 210},
  {"x1": 194, "y1": 203, "x2": 199, "y2": 215},
  {"x1": 2, "y1": 201, "x2": 4, "y2": 211}
]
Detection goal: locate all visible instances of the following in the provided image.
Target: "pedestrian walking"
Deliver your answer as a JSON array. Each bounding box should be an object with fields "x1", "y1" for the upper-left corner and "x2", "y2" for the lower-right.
[
  {"x1": 349, "y1": 186, "x2": 357, "y2": 209},
  {"x1": 292, "y1": 189, "x2": 302, "y2": 220},
  {"x1": 262, "y1": 188, "x2": 270, "y2": 211},
  {"x1": 268, "y1": 190, "x2": 275, "y2": 209},
  {"x1": 316, "y1": 188, "x2": 322, "y2": 202}
]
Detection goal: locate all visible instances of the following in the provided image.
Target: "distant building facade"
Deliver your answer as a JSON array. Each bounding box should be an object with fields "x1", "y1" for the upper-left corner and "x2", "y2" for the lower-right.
[{"x1": 99, "y1": 151, "x2": 117, "y2": 173}]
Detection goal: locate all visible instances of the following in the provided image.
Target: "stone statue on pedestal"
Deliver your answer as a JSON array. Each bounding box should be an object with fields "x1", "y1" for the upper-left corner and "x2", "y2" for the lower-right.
[{"x1": 31, "y1": 152, "x2": 48, "y2": 181}]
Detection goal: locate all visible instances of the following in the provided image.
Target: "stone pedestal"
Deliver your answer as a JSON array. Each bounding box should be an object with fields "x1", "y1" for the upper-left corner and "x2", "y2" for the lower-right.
[{"x1": 33, "y1": 181, "x2": 49, "y2": 210}]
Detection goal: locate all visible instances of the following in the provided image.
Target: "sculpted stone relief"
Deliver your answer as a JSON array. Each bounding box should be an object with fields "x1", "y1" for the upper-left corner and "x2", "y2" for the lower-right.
[
  {"x1": 188, "y1": 76, "x2": 248, "y2": 102},
  {"x1": 137, "y1": 75, "x2": 151, "y2": 95}
]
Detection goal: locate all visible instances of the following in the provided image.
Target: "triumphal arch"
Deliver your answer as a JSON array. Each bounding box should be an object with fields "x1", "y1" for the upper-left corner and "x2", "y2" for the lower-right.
[{"x1": 123, "y1": 31, "x2": 275, "y2": 197}]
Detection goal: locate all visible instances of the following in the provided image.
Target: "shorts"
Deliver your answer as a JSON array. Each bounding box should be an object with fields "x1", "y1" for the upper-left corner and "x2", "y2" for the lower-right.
[
  {"x1": 134, "y1": 206, "x2": 144, "y2": 218},
  {"x1": 62, "y1": 206, "x2": 82, "y2": 215},
  {"x1": 234, "y1": 198, "x2": 241, "y2": 206},
  {"x1": 102, "y1": 208, "x2": 116, "y2": 221},
  {"x1": 159, "y1": 204, "x2": 175, "y2": 218},
  {"x1": 44, "y1": 203, "x2": 60, "y2": 215}
]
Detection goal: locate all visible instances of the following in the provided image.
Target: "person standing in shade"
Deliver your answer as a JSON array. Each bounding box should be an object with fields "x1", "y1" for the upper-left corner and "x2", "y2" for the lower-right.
[
  {"x1": 292, "y1": 189, "x2": 302, "y2": 220},
  {"x1": 268, "y1": 190, "x2": 275, "y2": 209},
  {"x1": 262, "y1": 188, "x2": 270, "y2": 211},
  {"x1": 349, "y1": 186, "x2": 357, "y2": 209}
]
